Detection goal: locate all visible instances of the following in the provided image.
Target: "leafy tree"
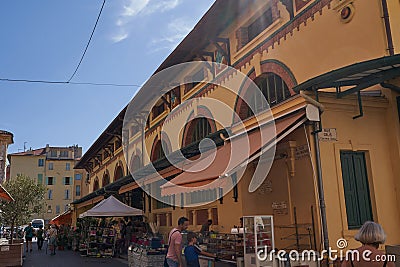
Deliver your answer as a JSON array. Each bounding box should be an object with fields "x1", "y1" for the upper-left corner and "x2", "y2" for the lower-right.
[{"x1": 0, "y1": 174, "x2": 46, "y2": 242}]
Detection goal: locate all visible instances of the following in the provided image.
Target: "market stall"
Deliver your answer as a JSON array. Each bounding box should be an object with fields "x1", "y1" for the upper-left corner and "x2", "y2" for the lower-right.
[{"x1": 78, "y1": 195, "x2": 143, "y2": 258}]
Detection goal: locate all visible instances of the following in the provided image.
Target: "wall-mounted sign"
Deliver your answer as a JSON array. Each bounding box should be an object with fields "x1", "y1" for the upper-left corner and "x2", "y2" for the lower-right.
[
  {"x1": 272, "y1": 201, "x2": 288, "y2": 215},
  {"x1": 319, "y1": 128, "x2": 338, "y2": 142}
]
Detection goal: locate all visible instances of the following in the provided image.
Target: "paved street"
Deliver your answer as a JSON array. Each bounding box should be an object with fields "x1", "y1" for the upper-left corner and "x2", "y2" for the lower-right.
[{"x1": 22, "y1": 240, "x2": 128, "y2": 267}]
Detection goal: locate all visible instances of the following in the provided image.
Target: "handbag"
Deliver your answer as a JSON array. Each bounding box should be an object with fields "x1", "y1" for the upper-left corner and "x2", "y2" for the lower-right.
[{"x1": 164, "y1": 229, "x2": 180, "y2": 267}]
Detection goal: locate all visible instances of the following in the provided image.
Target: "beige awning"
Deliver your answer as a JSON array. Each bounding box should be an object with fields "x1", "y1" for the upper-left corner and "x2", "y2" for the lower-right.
[{"x1": 161, "y1": 110, "x2": 306, "y2": 196}]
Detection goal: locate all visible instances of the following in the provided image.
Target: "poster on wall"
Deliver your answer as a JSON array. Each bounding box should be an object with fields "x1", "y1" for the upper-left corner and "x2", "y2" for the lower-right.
[{"x1": 295, "y1": 0, "x2": 312, "y2": 12}]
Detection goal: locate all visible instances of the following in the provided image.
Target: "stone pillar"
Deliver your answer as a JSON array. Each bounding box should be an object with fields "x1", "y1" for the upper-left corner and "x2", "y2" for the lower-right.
[
  {"x1": 192, "y1": 210, "x2": 197, "y2": 226},
  {"x1": 0, "y1": 130, "x2": 13, "y2": 183}
]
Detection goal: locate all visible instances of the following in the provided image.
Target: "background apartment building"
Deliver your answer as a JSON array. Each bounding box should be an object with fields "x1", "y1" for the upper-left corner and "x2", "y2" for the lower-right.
[{"x1": 8, "y1": 144, "x2": 88, "y2": 224}]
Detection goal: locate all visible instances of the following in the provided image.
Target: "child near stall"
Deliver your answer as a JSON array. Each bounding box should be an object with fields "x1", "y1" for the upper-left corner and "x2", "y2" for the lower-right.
[{"x1": 184, "y1": 232, "x2": 216, "y2": 267}]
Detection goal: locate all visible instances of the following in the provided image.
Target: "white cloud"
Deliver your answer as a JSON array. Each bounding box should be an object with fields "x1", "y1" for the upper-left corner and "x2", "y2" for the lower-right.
[
  {"x1": 149, "y1": 17, "x2": 194, "y2": 52},
  {"x1": 111, "y1": 0, "x2": 182, "y2": 43},
  {"x1": 112, "y1": 32, "x2": 129, "y2": 43}
]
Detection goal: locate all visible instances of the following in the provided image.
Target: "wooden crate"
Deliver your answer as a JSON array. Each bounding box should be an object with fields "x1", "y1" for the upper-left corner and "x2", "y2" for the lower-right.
[{"x1": 0, "y1": 243, "x2": 23, "y2": 267}]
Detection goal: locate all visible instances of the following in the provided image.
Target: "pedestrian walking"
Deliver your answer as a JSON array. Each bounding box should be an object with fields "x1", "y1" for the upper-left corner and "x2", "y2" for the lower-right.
[
  {"x1": 48, "y1": 224, "x2": 58, "y2": 256},
  {"x1": 24, "y1": 223, "x2": 34, "y2": 252},
  {"x1": 36, "y1": 225, "x2": 45, "y2": 251},
  {"x1": 165, "y1": 217, "x2": 189, "y2": 267},
  {"x1": 341, "y1": 221, "x2": 395, "y2": 267}
]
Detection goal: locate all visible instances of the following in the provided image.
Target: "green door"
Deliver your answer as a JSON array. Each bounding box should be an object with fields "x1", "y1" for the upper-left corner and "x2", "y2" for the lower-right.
[{"x1": 340, "y1": 151, "x2": 373, "y2": 229}]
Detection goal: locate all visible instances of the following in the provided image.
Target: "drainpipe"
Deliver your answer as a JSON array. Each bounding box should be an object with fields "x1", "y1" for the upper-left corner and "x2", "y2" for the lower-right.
[
  {"x1": 381, "y1": 0, "x2": 394, "y2": 56},
  {"x1": 309, "y1": 90, "x2": 330, "y2": 261}
]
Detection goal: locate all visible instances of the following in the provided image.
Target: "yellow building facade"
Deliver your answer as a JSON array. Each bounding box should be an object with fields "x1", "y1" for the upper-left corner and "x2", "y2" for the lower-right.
[
  {"x1": 73, "y1": 0, "x2": 400, "y2": 258},
  {"x1": 8, "y1": 145, "x2": 87, "y2": 223}
]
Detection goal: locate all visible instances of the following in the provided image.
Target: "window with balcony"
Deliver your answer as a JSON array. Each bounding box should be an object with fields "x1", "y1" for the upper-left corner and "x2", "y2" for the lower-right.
[{"x1": 60, "y1": 150, "x2": 69, "y2": 158}]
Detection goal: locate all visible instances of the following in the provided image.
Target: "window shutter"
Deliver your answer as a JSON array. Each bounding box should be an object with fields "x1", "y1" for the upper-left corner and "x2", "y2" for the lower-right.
[
  {"x1": 340, "y1": 152, "x2": 360, "y2": 229},
  {"x1": 53, "y1": 177, "x2": 56, "y2": 185},
  {"x1": 353, "y1": 153, "x2": 373, "y2": 224},
  {"x1": 63, "y1": 177, "x2": 66, "y2": 185},
  {"x1": 46, "y1": 177, "x2": 49, "y2": 185}
]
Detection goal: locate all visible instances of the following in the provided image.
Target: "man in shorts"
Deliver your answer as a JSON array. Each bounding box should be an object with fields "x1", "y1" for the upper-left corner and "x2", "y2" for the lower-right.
[{"x1": 24, "y1": 223, "x2": 34, "y2": 252}]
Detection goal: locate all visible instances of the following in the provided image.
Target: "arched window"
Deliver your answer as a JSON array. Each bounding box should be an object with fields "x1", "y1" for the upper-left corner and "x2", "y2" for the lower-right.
[
  {"x1": 93, "y1": 178, "x2": 100, "y2": 192},
  {"x1": 254, "y1": 73, "x2": 291, "y2": 108},
  {"x1": 151, "y1": 140, "x2": 170, "y2": 162},
  {"x1": 183, "y1": 118, "x2": 213, "y2": 147},
  {"x1": 130, "y1": 155, "x2": 141, "y2": 173},
  {"x1": 102, "y1": 172, "x2": 110, "y2": 187},
  {"x1": 114, "y1": 164, "x2": 124, "y2": 181}
]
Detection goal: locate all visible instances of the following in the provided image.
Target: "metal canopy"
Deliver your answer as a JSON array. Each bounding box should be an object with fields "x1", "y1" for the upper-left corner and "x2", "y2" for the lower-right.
[{"x1": 293, "y1": 54, "x2": 400, "y2": 97}]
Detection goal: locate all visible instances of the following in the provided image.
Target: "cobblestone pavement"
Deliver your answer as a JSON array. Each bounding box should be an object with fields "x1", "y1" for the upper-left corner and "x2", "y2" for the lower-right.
[{"x1": 22, "y1": 240, "x2": 128, "y2": 267}]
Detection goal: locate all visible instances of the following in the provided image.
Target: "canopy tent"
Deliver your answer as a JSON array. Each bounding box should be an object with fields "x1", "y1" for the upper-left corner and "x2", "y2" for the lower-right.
[
  {"x1": 79, "y1": 195, "x2": 143, "y2": 218},
  {"x1": 0, "y1": 184, "x2": 14, "y2": 202},
  {"x1": 50, "y1": 210, "x2": 72, "y2": 225}
]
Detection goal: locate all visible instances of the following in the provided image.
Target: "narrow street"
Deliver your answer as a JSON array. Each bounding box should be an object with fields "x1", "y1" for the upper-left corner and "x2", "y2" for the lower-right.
[{"x1": 22, "y1": 240, "x2": 128, "y2": 267}]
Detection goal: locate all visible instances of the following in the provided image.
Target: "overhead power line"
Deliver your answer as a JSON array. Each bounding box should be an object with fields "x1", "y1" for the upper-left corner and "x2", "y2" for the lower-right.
[
  {"x1": 0, "y1": 0, "x2": 144, "y2": 89},
  {"x1": 67, "y1": 0, "x2": 106, "y2": 83},
  {"x1": 0, "y1": 78, "x2": 142, "y2": 88}
]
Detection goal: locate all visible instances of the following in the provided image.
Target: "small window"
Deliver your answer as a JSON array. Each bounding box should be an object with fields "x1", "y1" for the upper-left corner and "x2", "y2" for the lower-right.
[
  {"x1": 76, "y1": 185, "x2": 81, "y2": 197},
  {"x1": 38, "y1": 159, "x2": 44, "y2": 167},
  {"x1": 56, "y1": 205, "x2": 60, "y2": 214},
  {"x1": 66, "y1": 163, "x2": 70, "y2": 171},
  {"x1": 60, "y1": 151, "x2": 68, "y2": 158},
  {"x1": 48, "y1": 163, "x2": 53, "y2": 170},
  {"x1": 47, "y1": 177, "x2": 54, "y2": 185},
  {"x1": 75, "y1": 174, "x2": 82, "y2": 180},
  {"x1": 47, "y1": 189, "x2": 53, "y2": 200},
  {"x1": 64, "y1": 189, "x2": 70, "y2": 200},
  {"x1": 37, "y1": 174, "x2": 43, "y2": 185},
  {"x1": 47, "y1": 205, "x2": 52, "y2": 213},
  {"x1": 50, "y1": 150, "x2": 57, "y2": 157},
  {"x1": 64, "y1": 177, "x2": 71, "y2": 185}
]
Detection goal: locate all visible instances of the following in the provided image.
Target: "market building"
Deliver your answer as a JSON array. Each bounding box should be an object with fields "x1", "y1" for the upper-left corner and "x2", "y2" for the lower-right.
[
  {"x1": 72, "y1": 0, "x2": 400, "y2": 265},
  {"x1": 8, "y1": 144, "x2": 87, "y2": 223}
]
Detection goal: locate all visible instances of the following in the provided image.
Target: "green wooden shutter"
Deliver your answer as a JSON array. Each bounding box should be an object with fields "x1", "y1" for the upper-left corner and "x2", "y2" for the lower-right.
[
  {"x1": 37, "y1": 174, "x2": 43, "y2": 185},
  {"x1": 53, "y1": 177, "x2": 56, "y2": 185},
  {"x1": 353, "y1": 152, "x2": 373, "y2": 224},
  {"x1": 46, "y1": 177, "x2": 49, "y2": 185},
  {"x1": 341, "y1": 152, "x2": 361, "y2": 229},
  {"x1": 62, "y1": 177, "x2": 65, "y2": 185},
  {"x1": 340, "y1": 151, "x2": 373, "y2": 229}
]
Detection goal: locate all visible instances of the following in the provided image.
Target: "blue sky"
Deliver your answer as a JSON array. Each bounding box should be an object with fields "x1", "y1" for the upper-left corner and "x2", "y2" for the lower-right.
[{"x1": 1, "y1": 0, "x2": 215, "y2": 154}]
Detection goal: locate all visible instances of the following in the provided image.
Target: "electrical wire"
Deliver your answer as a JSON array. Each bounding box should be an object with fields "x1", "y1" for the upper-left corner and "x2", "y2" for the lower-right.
[
  {"x1": 0, "y1": 1, "x2": 142, "y2": 89},
  {"x1": 0, "y1": 78, "x2": 142, "y2": 88},
  {"x1": 67, "y1": 0, "x2": 106, "y2": 83}
]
